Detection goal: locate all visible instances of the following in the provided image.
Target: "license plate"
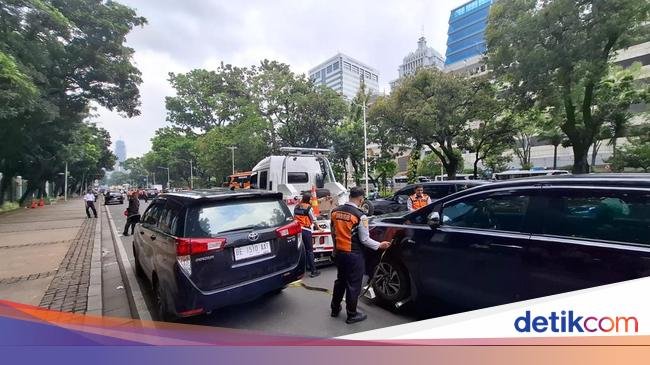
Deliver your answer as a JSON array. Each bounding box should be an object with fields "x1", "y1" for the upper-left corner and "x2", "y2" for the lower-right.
[{"x1": 234, "y1": 241, "x2": 271, "y2": 261}]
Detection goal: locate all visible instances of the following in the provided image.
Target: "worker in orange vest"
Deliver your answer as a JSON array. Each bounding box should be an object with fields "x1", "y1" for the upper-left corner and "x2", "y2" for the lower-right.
[
  {"x1": 407, "y1": 184, "x2": 431, "y2": 212},
  {"x1": 294, "y1": 193, "x2": 320, "y2": 278}
]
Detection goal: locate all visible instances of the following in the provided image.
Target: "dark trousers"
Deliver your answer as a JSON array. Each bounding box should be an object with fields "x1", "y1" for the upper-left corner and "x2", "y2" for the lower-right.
[
  {"x1": 85, "y1": 201, "x2": 97, "y2": 218},
  {"x1": 331, "y1": 251, "x2": 365, "y2": 315},
  {"x1": 302, "y1": 229, "x2": 316, "y2": 273},
  {"x1": 124, "y1": 214, "x2": 139, "y2": 234}
]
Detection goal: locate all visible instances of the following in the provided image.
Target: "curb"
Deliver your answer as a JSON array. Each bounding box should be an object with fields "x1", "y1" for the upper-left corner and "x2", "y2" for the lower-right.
[
  {"x1": 104, "y1": 205, "x2": 152, "y2": 321},
  {"x1": 87, "y1": 204, "x2": 103, "y2": 315}
]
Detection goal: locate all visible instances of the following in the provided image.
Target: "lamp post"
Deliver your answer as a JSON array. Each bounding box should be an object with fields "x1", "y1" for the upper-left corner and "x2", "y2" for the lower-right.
[
  {"x1": 157, "y1": 166, "x2": 170, "y2": 190},
  {"x1": 177, "y1": 159, "x2": 194, "y2": 190},
  {"x1": 227, "y1": 146, "x2": 237, "y2": 175},
  {"x1": 64, "y1": 162, "x2": 68, "y2": 201},
  {"x1": 351, "y1": 101, "x2": 369, "y2": 196}
]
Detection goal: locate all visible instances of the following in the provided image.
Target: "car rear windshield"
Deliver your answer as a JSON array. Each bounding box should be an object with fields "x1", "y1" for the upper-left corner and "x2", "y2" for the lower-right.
[{"x1": 185, "y1": 199, "x2": 293, "y2": 237}]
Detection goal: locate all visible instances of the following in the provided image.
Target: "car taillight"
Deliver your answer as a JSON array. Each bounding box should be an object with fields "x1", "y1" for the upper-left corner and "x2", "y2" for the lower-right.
[
  {"x1": 275, "y1": 221, "x2": 301, "y2": 238},
  {"x1": 176, "y1": 237, "x2": 227, "y2": 256}
]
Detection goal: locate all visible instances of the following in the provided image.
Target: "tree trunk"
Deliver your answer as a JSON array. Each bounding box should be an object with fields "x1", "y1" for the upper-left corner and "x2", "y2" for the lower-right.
[
  {"x1": 553, "y1": 145, "x2": 558, "y2": 170},
  {"x1": 0, "y1": 174, "x2": 12, "y2": 205},
  {"x1": 572, "y1": 143, "x2": 590, "y2": 174},
  {"x1": 473, "y1": 157, "x2": 480, "y2": 180},
  {"x1": 591, "y1": 140, "x2": 601, "y2": 173}
]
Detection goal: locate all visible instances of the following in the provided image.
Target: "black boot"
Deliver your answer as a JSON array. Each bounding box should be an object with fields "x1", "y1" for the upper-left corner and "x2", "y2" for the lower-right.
[{"x1": 346, "y1": 311, "x2": 367, "y2": 324}]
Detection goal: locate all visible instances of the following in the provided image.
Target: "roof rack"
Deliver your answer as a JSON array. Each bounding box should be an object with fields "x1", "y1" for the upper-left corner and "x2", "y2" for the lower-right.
[{"x1": 278, "y1": 147, "x2": 331, "y2": 156}]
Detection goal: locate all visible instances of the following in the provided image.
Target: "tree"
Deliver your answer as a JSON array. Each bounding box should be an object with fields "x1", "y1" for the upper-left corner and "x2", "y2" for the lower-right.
[
  {"x1": 374, "y1": 69, "x2": 482, "y2": 179},
  {"x1": 0, "y1": 0, "x2": 145, "y2": 203},
  {"x1": 417, "y1": 152, "x2": 443, "y2": 178},
  {"x1": 486, "y1": 0, "x2": 650, "y2": 173},
  {"x1": 142, "y1": 128, "x2": 198, "y2": 188},
  {"x1": 611, "y1": 138, "x2": 650, "y2": 172}
]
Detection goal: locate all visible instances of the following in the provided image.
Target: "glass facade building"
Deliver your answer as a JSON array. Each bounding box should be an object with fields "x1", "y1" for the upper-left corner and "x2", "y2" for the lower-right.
[
  {"x1": 308, "y1": 53, "x2": 380, "y2": 100},
  {"x1": 445, "y1": 0, "x2": 493, "y2": 66}
]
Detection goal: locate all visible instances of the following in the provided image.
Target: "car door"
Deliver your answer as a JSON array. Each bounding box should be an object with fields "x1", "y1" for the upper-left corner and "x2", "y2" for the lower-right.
[
  {"x1": 416, "y1": 187, "x2": 537, "y2": 309},
  {"x1": 525, "y1": 186, "x2": 650, "y2": 300},
  {"x1": 138, "y1": 201, "x2": 165, "y2": 277}
]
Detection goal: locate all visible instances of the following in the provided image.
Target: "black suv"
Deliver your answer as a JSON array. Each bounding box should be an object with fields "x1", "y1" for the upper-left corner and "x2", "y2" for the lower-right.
[
  {"x1": 368, "y1": 174, "x2": 650, "y2": 314},
  {"x1": 368, "y1": 181, "x2": 488, "y2": 216},
  {"x1": 104, "y1": 191, "x2": 124, "y2": 205},
  {"x1": 132, "y1": 189, "x2": 305, "y2": 320}
]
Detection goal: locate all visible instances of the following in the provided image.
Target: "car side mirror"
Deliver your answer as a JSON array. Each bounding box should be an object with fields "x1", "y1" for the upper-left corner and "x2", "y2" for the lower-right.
[{"x1": 428, "y1": 212, "x2": 441, "y2": 230}]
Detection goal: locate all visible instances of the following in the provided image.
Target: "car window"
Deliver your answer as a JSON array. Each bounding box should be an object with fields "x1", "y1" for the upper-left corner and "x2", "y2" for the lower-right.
[
  {"x1": 142, "y1": 202, "x2": 164, "y2": 226},
  {"x1": 542, "y1": 189, "x2": 650, "y2": 245},
  {"x1": 158, "y1": 202, "x2": 183, "y2": 236},
  {"x1": 259, "y1": 171, "x2": 268, "y2": 190},
  {"x1": 424, "y1": 185, "x2": 452, "y2": 199},
  {"x1": 443, "y1": 193, "x2": 531, "y2": 232},
  {"x1": 185, "y1": 199, "x2": 293, "y2": 237},
  {"x1": 287, "y1": 172, "x2": 308, "y2": 184}
]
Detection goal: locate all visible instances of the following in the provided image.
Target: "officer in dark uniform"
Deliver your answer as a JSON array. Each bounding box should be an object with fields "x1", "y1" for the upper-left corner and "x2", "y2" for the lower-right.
[{"x1": 330, "y1": 187, "x2": 390, "y2": 324}]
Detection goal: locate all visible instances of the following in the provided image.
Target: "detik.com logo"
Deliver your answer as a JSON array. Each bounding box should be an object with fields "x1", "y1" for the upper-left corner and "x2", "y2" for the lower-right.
[{"x1": 514, "y1": 310, "x2": 638, "y2": 333}]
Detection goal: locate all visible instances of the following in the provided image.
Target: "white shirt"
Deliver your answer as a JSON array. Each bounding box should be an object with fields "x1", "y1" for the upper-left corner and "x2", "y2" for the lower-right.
[
  {"x1": 83, "y1": 193, "x2": 95, "y2": 202},
  {"x1": 345, "y1": 202, "x2": 381, "y2": 251}
]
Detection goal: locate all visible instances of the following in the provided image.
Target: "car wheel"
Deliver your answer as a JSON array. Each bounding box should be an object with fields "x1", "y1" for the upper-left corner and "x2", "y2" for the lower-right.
[
  {"x1": 372, "y1": 258, "x2": 410, "y2": 306},
  {"x1": 360, "y1": 200, "x2": 374, "y2": 216},
  {"x1": 153, "y1": 278, "x2": 174, "y2": 322},
  {"x1": 133, "y1": 243, "x2": 145, "y2": 278}
]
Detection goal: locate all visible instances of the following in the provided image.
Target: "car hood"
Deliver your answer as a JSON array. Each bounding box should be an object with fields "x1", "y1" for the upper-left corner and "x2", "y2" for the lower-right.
[{"x1": 370, "y1": 211, "x2": 406, "y2": 223}]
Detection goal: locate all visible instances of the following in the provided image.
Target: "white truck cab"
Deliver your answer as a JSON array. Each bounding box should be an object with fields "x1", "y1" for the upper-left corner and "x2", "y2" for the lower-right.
[{"x1": 250, "y1": 147, "x2": 347, "y2": 264}]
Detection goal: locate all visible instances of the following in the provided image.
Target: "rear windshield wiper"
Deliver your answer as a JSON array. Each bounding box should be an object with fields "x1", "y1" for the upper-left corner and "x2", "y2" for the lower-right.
[{"x1": 218, "y1": 225, "x2": 263, "y2": 234}]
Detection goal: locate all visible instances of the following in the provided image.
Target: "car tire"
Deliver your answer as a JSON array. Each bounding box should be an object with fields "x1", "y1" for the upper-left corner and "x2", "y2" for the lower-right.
[
  {"x1": 360, "y1": 200, "x2": 374, "y2": 216},
  {"x1": 133, "y1": 243, "x2": 145, "y2": 278},
  {"x1": 372, "y1": 257, "x2": 410, "y2": 307},
  {"x1": 153, "y1": 278, "x2": 174, "y2": 322}
]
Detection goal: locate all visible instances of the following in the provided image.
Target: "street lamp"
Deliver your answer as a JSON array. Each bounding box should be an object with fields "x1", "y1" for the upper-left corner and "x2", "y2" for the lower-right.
[
  {"x1": 157, "y1": 166, "x2": 170, "y2": 190},
  {"x1": 227, "y1": 146, "x2": 237, "y2": 175},
  {"x1": 351, "y1": 101, "x2": 369, "y2": 197}
]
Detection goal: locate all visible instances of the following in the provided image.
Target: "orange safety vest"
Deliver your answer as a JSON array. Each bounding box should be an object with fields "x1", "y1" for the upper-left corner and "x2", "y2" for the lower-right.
[
  {"x1": 330, "y1": 204, "x2": 363, "y2": 252},
  {"x1": 293, "y1": 203, "x2": 313, "y2": 228},
  {"x1": 410, "y1": 193, "x2": 430, "y2": 210}
]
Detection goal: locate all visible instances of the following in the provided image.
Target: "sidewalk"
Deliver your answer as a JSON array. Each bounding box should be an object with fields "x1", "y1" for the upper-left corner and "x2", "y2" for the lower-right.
[{"x1": 0, "y1": 198, "x2": 131, "y2": 317}]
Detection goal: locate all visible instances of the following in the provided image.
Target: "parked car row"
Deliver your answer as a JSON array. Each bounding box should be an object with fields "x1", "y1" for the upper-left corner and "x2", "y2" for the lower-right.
[
  {"x1": 129, "y1": 174, "x2": 650, "y2": 322},
  {"x1": 367, "y1": 174, "x2": 650, "y2": 314}
]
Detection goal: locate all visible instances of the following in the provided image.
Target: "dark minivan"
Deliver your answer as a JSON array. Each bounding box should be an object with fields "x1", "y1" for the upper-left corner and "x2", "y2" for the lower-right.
[
  {"x1": 368, "y1": 174, "x2": 650, "y2": 314},
  {"x1": 133, "y1": 189, "x2": 305, "y2": 320}
]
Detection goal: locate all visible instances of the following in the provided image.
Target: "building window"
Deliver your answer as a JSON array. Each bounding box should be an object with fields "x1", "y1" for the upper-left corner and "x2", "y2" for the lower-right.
[
  {"x1": 344, "y1": 62, "x2": 351, "y2": 70},
  {"x1": 326, "y1": 65, "x2": 332, "y2": 73},
  {"x1": 333, "y1": 61, "x2": 339, "y2": 70},
  {"x1": 351, "y1": 65, "x2": 359, "y2": 73}
]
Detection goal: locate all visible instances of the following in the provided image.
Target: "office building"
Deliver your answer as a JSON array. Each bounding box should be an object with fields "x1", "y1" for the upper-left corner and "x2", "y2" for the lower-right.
[
  {"x1": 308, "y1": 53, "x2": 380, "y2": 99},
  {"x1": 444, "y1": 0, "x2": 493, "y2": 76},
  {"x1": 114, "y1": 139, "x2": 126, "y2": 171},
  {"x1": 390, "y1": 36, "x2": 445, "y2": 90}
]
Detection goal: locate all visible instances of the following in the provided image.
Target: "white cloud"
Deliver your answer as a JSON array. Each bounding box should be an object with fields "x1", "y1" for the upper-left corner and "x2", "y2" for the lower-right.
[{"x1": 98, "y1": 0, "x2": 469, "y2": 158}]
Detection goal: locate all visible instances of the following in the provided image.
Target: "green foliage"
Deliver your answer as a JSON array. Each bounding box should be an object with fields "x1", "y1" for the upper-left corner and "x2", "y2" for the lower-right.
[
  {"x1": 486, "y1": 0, "x2": 650, "y2": 173},
  {"x1": 417, "y1": 152, "x2": 442, "y2": 178},
  {"x1": 610, "y1": 139, "x2": 650, "y2": 172},
  {"x1": 0, "y1": 0, "x2": 146, "y2": 202}
]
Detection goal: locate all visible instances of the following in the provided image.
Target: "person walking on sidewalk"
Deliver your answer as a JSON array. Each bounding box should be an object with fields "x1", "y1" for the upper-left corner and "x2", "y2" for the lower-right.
[
  {"x1": 83, "y1": 190, "x2": 98, "y2": 218},
  {"x1": 123, "y1": 190, "x2": 141, "y2": 236}
]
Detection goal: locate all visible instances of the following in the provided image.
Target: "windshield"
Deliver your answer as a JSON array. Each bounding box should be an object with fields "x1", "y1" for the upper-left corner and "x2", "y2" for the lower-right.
[{"x1": 185, "y1": 199, "x2": 292, "y2": 237}]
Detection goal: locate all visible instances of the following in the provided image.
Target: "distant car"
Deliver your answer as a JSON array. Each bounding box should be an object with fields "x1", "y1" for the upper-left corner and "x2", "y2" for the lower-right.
[
  {"x1": 132, "y1": 189, "x2": 306, "y2": 320},
  {"x1": 366, "y1": 181, "x2": 488, "y2": 216},
  {"x1": 368, "y1": 174, "x2": 650, "y2": 315},
  {"x1": 146, "y1": 189, "x2": 158, "y2": 199},
  {"x1": 104, "y1": 191, "x2": 124, "y2": 205}
]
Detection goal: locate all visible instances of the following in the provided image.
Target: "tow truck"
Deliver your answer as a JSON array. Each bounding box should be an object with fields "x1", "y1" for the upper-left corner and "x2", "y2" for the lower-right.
[{"x1": 250, "y1": 147, "x2": 347, "y2": 264}]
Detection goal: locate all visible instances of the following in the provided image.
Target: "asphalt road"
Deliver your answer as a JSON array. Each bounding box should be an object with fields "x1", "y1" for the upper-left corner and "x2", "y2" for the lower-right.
[{"x1": 106, "y1": 200, "x2": 418, "y2": 338}]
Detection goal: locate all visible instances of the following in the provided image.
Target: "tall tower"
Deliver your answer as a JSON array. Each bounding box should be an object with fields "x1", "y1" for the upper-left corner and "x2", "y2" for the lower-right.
[{"x1": 114, "y1": 139, "x2": 126, "y2": 171}]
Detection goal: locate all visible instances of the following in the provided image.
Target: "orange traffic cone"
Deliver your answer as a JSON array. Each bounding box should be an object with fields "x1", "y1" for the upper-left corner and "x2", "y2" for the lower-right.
[
  {"x1": 310, "y1": 185, "x2": 320, "y2": 216},
  {"x1": 30, "y1": 200, "x2": 37, "y2": 209},
  {"x1": 38, "y1": 198, "x2": 45, "y2": 207}
]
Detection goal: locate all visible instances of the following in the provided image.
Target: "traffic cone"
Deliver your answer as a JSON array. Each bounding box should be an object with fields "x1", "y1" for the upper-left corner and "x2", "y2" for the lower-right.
[
  {"x1": 38, "y1": 198, "x2": 44, "y2": 207},
  {"x1": 310, "y1": 185, "x2": 320, "y2": 216},
  {"x1": 30, "y1": 200, "x2": 37, "y2": 209}
]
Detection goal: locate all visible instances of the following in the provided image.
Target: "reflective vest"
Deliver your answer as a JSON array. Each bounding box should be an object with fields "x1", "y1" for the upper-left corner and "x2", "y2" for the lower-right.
[
  {"x1": 294, "y1": 203, "x2": 313, "y2": 228},
  {"x1": 330, "y1": 204, "x2": 364, "y2": 252},
  {"x1": 410, "y1": 193, "x2": 430, "y2": 210}
]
